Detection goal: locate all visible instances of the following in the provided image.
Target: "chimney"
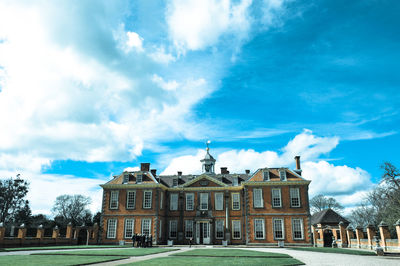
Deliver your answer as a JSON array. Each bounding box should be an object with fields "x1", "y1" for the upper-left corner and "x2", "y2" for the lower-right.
[
  {"x1": 150, "y1": 169, "x2": 157, "y2": 176},
  {"x1": 178, "y1": 171, "x2": 182, "y2": 178},
  {"x1": 220, "y1": 167, "x2": 228, "y2": 174},
  {"x1": 245, "y1": 169, "x2": 250, "y2": 175},
  {"x1": 294, "y1": 156, "x2": 302, "y2": 176},
  {"x1": 140, "y1": 163, "x2": 150, "y2": 172}
]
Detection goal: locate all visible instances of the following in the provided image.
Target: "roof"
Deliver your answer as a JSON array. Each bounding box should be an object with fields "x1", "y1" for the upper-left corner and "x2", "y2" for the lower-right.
[{"x1": 311, "y1": 208, "x2": 350, "y2": 225}]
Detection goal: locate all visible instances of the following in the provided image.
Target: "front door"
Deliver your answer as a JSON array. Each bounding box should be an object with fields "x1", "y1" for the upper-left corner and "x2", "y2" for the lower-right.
[{"x1": 196, "y1": 222, "x2": 210, "y2": 244}]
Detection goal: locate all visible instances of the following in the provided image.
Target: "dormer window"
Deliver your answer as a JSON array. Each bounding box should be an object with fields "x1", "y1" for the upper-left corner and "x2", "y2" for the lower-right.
[
  {"x1": 263, "y1": 170, "x2": 270, "y2": 181},
  {"x1": 123, "y1": 173, "x2": 129, "y2": 184},
  {"x1": 136, "y1": 174, "x2": 143, "y2": 184},
  {"x1": 233, "y1": 176, "x2": 238, "y2": 186},
  {"x1": 279, "y1": 169, "x2": 286, "y2": 181},
  {"x1": 172, "y1": 178, "x2": 178, "y2": 187}
]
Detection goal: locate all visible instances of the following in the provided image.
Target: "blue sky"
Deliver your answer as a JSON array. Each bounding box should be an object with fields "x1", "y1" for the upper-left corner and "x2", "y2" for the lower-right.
[{"x1": 0, "y1": 0, "x2": 399, "y2": 215}]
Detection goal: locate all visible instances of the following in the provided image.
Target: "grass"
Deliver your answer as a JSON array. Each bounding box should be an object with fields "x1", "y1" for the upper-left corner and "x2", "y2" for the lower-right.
[
  {"x1": 289, "y1": 247, "x2": 376, "y2": 256},
  {"x1": 1, "y1": 245, "x2": 132, "y2": 252},
  {"x1": 127, "y1": 256, "x2": 304, "y2": 266},
  {"x1": 0, "y1": 255, "x2": 128, "y2": 266},
  {"x1": 172, "y1": 248, "x2": 291, "y2": 258},
  {"x1": 35, "y1": 247, "x2": 178, "y2": 256}
]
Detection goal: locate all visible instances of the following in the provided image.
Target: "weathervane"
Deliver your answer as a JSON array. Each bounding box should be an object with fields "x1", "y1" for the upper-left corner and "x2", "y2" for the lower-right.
[{"x1": 206, "y1": 140, "x2": 211, "y2": 151}]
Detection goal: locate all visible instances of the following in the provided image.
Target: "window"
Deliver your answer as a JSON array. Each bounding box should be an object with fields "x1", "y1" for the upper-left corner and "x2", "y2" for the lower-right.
[
  {"x1": 263, "y1": 170, "x2": 270, "y2": 181},
  {"x1": 186, "y1": 193, "x2": 194, "y2": 211},
  {"x1": 123, "y1": 173, "x2": 129, "y2": 183},
  {"x1": 292, "y1": 219, "x2": 304, "y2": 240},
  {"x1": 215, "y1": 192, "x2": 224, "y2": 210},
  {"x1": 172, "y1": 178, "x2": 178, "y2": 187},
  {"x1": 141, "y1": 218, "x2": 151, "y2": 235},
  {"x1": 136, "y1": 174, "x2": 142, "y2": 184},
  {"x1": 107, "y1": 219, "x2": 117, "y2": 238},
  {"x1": 254, "y1": 219, "x2": 265, "y2": 239},
  {"x1": 232, "y1": 220, "x2": 241, "y2": 239},
  {"x1": 126, "y1": 191, "x2": 136, "y2": 209},
  {"x1": 124, "y1": 219, "x2": 134, "y2": 238},
  {"x1": 169, "y1": 220, "x2": 177, "y2": 238},
  {"x1": 160, "y1": 192, "x2": 163, "y2": 209},
  {"x1": 233, "y1": 176, "x2": 238, "y2": 186},
  {"x1": 159, "y1": 220, "x2": 162, "y2": 238},
  {"x1": 170, "y1": 193, "x2": 178, "y2": 211},
  {"x1": 200, "y1": 193, "x2": 208, "y2": 210},
  {"x1": 109, "y1": 191, "x2": 119, "y2": 209},
  {"x1": 143, "y1": 191, "x2": 152, "y2": 209},
  {"x1": 279, "y1": 169, "x2": 286, "y2": 181},
  {"x1": 253, "y1": 188, "x2": 263, "y2": 208},
  {"x1": 216, "y1": 220, "x2": 224, "y2": 239},
  {"x1": 185, "y1": 220, "x2": 193, "y2": 238},
  {"x1": 271, "y1": 188, "x2": 282, "y2": 208},
  {"x1": 232, "y1": 193, "x2": 240, "y2": 210},
  {"x1": 290, "y1": 188, "x2": 301, "y2": 207},
  {"x1": 273, "y1": 218, "x2": 284, "y2": 240}
]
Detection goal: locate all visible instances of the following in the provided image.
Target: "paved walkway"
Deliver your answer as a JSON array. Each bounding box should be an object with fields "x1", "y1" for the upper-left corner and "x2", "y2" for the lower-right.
[{"x1": 2, "y1": 246, "x2": 400, "y2": 265}]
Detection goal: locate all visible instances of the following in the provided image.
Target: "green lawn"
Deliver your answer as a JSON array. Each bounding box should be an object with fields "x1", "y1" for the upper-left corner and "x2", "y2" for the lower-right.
[
  {"x1": 0, "y1": 255, "x2": 128, "y2": 266},
  {"x1": 172, "y1": 248, "x2": 291, "y2": 258},
  {"x1": 127, "y1": 256, "x2": 304, "y2": 266},
  {"x1": 1, "y1": 245, "x2": 131, "y2": 252},
  {"x1": 35, "y1": 247, "x2": 177, "y2": 256},
  {"x1": 289, "y1": 247, "x2": 376, "y2": 256}
]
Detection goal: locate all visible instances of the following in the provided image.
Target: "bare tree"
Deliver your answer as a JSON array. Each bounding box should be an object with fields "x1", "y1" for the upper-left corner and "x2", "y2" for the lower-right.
[
  {"x1": 310, "y1": 194, "x2": 344, "y2": 214},
  {"x1": 51, "y1": 194, "x2": 92, "y2": 226}
]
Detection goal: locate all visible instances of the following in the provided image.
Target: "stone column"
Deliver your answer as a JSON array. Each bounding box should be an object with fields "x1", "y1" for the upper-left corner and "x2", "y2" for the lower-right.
[
  {"x1": 378, "y1": 221, "x2": 390, "y2": 251},
  {"x1": 346, "y1": 225, "x2": 354, "y2": 248},
  {"x1": 52, "y1": 225, "x2": 59, "y2": 239},
  {"x1": 366, "y1": 224, "x2": 376, "y2": 250},
  {"x1": 66, "y1": 223, "x2": 73, "y2": 239},
  {"x1": 0, "y1": 222, "x2": 5, "y2": 241},
  {"x1": 339, "y1": 221, "x2": 348, "y2": 248},
  {"x1": 355, "y1": 226, "x2": 364, "y2": 248},
  {"x1": 311, "y1": 225, "x2": 318, "y2": 247},
  {"x1": 36, "y1": 225, "x2": 44, "y2": 239},
  {"x1": 17, "y1": 224, "x2": 27, "y2": 239},
  {"x1": 395, "y1": 219, "x2": 400, "y2": 250}
]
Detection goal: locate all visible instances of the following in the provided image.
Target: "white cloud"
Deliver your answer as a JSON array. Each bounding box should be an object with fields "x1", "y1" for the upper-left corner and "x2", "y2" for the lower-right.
[
  {"x1": 126, "y1": 31, "x2": 144, "y2": 52},
  {"x1": 161, "y1": 130, "x2": 372, "y2": 210}
]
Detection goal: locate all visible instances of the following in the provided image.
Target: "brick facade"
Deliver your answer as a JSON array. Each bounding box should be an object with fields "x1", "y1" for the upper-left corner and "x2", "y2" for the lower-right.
[{"x1": 100, "y1": 149, "x2": 311, "y2": 246}]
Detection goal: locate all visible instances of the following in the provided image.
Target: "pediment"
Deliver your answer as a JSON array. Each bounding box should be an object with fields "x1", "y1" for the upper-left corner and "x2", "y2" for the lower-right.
[{"x1": 183, "y1": 174, "x2": 226, "y2": 188}]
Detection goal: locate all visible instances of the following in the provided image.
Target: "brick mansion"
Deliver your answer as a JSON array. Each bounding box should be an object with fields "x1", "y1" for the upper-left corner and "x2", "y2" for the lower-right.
[{"x1": 100, "y1": 146, "x2": 312, "y2": 246}]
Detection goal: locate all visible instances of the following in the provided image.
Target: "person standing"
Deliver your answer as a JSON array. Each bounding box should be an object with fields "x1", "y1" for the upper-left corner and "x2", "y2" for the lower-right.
[{"x1": 132, "y1": 233, "x2": 137, "y2": 247}]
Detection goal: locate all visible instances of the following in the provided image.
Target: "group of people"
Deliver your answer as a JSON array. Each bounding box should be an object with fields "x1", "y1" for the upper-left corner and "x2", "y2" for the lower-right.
[{"x1": 131, "y1": 234, "x2": 152, "y2": 248}]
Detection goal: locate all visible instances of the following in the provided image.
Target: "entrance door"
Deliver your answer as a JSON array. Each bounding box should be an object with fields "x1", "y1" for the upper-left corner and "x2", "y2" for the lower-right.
[
  {"x1": 195, "y1": 222, "x2": 210, "y2": 244},
  {"x1": 323, "y1": 229, "x2": 333, "y2": 247}
]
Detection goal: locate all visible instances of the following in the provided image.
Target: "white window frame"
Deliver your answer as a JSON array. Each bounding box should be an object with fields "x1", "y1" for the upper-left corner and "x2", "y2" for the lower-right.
[
  {"x1": 160, "y1": 192, "x2": 163, "y2": 209},
  {"x1": 141, "y1": 218, "x2": 151, "y2": 235},
  {"x1": 290, "y1": 187, "x2": 301, "y2": 207},
  {"x1": 107, "y1": 219, "x2": 117, "y2": 239},
  {"x1": 272, "y1": 188, "x2": 282, "y2": 208},
  {"x1": 172, "y1": 178, "x2": 178, "y2": 187},
  {"x1": 185, "y1": 220, "x2": 193, "y2": 239},
  {"x1": 232, "y1": 220, "x2": 241, "y2": 239},
  {"x1": 253, "y1": 188, "x2": 264, "y2": 208},
  {"x1": 200, "y1": 193, "x2": 208, "y2": 210},
  {"x1": 169, "y1": 220, "x2": 178, "y2": 239},
  {"x1": 273, "y1": 218, "x2": 285, "y2": 240},
  {"x1": 123, "y1": 173, "x2": 129, "y2": 183},
  {"x1": 292, "y1": 218, "x2": 304, "y2": 240},
  {"x1": 279, "y1": 169, "x2": 287, "y2": 181},
  {"x1": 186, "y1": 193, "x2": 194, "y2": 211},
  {"x1": 109, "y1": 191, "x2": 119, "y2": 209},
  {"x1": 215, "y1": 220, "x2": 224, "y2": 239},
  {"x1": 126, "y1": 190, "x2": 136, "y2": 209},
  {"x1": 233, "y1": 177, "x2": 238, "y2": 186},
  {"x1": 232, "y1": 193, "x2": 240, "y2": 210},
  {"x1": 254, "y1": 219, "x2": 265, "y2": 239},
  {"x1": 124, "y1": 218, "x2": 134, "y2": 239},
  {"x1": 215, "y1": 192, "x2": 224, "y2": 210},
  {"x1": 170, "y1": 193, "x2": 178, "y2": 211},
  {"x1": 143, "y1": 190, "x2": 152, "y2": 209},
  {"x1": 136, "y1": 174, "x2": 142, "y2": 184},
  {"x1": 159, "y1": 219, "x2": 162, "y2": 238}
]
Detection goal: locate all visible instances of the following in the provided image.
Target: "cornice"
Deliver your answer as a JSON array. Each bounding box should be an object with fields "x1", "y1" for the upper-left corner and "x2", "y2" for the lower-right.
[{"x1": 242, "y1": 180, "x2": 311, "y2": 186}]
